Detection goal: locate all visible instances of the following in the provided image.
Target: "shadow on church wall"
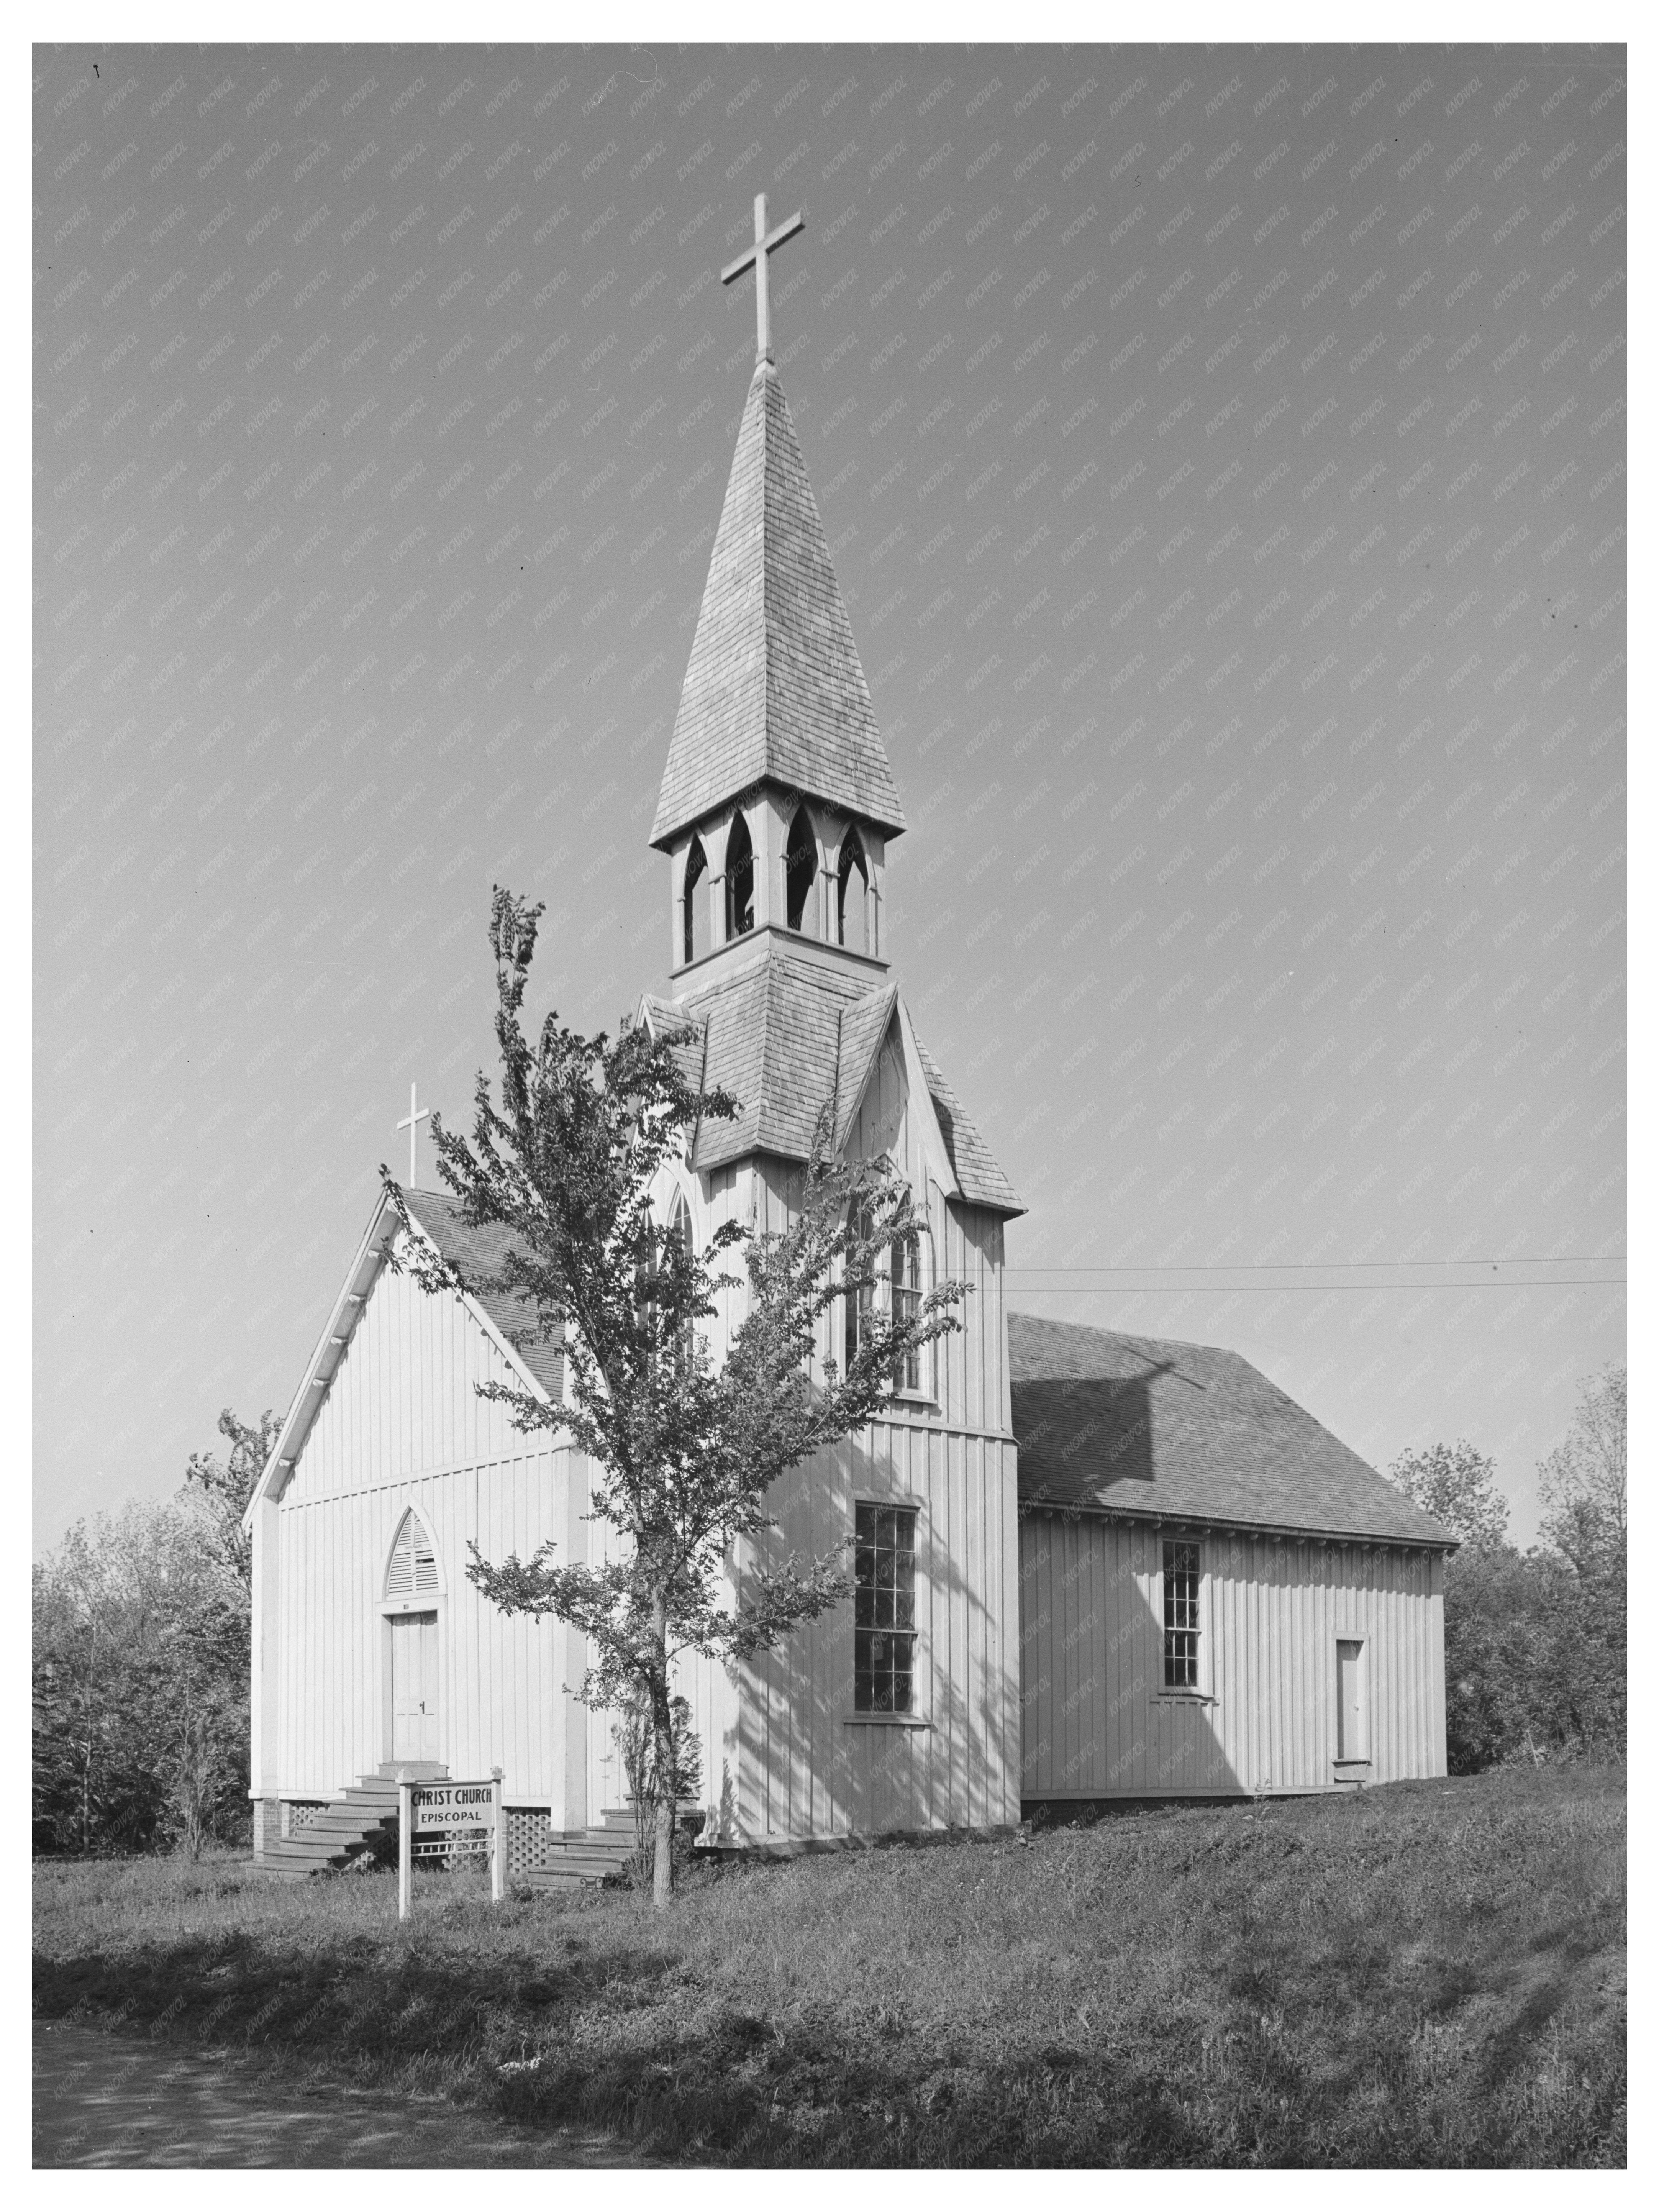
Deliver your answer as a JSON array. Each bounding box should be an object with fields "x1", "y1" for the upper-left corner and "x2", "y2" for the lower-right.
[{"x1": 721, "y1": 1419, "x2": 1020, "y2": 1845}]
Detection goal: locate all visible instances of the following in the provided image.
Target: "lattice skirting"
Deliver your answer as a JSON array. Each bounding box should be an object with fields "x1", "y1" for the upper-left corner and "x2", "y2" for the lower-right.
[
  {"x1": 284, "y1": 1801, "x2": 329, "y2": 1835},
  {"x1": 503, "y1": 1807, "x2": 561, "y2": 1877}
]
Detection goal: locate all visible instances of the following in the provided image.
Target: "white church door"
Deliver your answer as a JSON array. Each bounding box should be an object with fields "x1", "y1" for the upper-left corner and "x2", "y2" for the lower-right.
[{"x1": 390, "y1": 1610, "x2": 440, "y2": 1763}]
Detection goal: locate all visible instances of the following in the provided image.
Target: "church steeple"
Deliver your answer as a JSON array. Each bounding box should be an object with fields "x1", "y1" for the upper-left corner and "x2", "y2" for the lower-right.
[{"x1": 653, "y1": 219, "x2": 905, "y2": 984}]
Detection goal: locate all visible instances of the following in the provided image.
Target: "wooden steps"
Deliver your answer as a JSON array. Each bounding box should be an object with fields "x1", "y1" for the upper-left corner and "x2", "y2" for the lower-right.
[
  {"x1": 521, "y1": 1824, "x2": 637, "y2": 1892},
  {"x1": 259, "y1": 1787, "x2": 682, "y2": 1890},
  {"x1": 257, "y1": 1771, "x2": 440, "y2": 1881}
]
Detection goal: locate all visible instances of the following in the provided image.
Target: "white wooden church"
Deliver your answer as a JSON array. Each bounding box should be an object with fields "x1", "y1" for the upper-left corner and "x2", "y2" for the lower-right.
[{"x1": 245, "y1": 200, "x2": 1454, "y2": 1879}]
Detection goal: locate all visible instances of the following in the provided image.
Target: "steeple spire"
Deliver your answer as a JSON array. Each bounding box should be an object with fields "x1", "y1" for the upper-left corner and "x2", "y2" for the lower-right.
[{"x1": 650, "y1": 354, "x2": 905, "y2": 853}]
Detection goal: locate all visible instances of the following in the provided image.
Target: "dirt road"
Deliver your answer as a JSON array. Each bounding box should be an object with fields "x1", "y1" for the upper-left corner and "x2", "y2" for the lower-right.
[{"x1": 33, "y1": 2018, "x2": 651, "y2": 2169}]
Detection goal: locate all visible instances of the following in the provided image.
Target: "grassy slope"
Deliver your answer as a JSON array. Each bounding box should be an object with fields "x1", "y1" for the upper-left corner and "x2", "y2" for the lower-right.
[{"x1": 34, "y1": 1765, "x2": 1625, "y2": 2168}]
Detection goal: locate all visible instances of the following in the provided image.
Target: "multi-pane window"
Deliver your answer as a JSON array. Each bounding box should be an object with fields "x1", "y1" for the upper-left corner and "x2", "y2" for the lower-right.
[
  {"x1": 854, "y1": 1503, "x2": 917, "y2": 1713},
  {"x1": 844, "y1": 1198, "x2": 876, "y2": 1376},
  {"x1": 844, "y1": 1201, "x2": 929, "y2": 1396},
  {"x1": 1163, "y1": 1539, "x2": 1200, "y2": 1689},
  {"x1": 892, "y1": 1229, "x2": 923, "y2": 1393}
]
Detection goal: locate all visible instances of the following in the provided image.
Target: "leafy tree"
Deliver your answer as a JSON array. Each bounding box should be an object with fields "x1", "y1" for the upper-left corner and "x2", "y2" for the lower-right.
[
  {"x1": 384, "y1": 888, "x2": 967, "y2": 1907},
  {"x1": 1537, "y1": 1365, "x2": 1626, "y2": 1579},
  {"x1": 1388, "y1": 1385, "x2": 1627, "y2": 1774},
  {"x1": 1387, "y1": 1438, "x2": 1510, "y2": 1551},
  {"x1": 32, "y1": 1499, "x2": 249, "y2": 1856},
  {"x1": 185, "y1": 1406, "x2": 282, "y2": 1594},
  {"x1": 1531, "y1": 1366, "x2": 1626, "y2": 1756}
]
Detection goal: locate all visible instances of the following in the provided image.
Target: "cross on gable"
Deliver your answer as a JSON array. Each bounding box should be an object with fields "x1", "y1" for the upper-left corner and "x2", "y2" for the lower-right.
[
  {"x1": 721, "y1": 192, "x2": 805, "y2": 366},
  {"x1": 397, "y1": 1081, "x2": 430, "y2": 1187}
]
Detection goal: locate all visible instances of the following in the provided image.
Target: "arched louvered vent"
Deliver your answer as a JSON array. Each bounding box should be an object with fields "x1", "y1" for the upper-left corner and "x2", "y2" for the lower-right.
[{"x1": 385, "y1": 1509, "x2": 439, "y2": 1598}]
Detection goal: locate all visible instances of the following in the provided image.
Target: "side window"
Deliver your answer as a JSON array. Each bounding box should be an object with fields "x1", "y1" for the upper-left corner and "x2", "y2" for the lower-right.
[
  {"x1": 892, "y1": 1226, "x2": 925, "y2": 1395},
  {"x1": 844, "y1": 1195, "x2": 876, "y2": 1376},
  {"x1": 854, "y1": 1503, "x2": 918, "y2": 1713},
  {"x1": 1162, "y1": 1539, "x2": 1200, "y2": 1689}
]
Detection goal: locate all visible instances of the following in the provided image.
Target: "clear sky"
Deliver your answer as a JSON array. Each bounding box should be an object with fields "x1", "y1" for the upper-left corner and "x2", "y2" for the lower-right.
[{"x1": 34, "y1": 41, "x2": 1625, "y2": 1551}]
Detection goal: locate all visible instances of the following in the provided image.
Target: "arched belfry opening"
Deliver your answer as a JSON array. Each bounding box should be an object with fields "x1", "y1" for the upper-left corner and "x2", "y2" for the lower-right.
[
  {"x1": 682, "y1": 836, "x2": 709, "y2": 965},
  {"x1": 725, "y1": 813, "x2": 755, "y2": 940},
  {"x1": 838, "y1": 830, "x2": 869, "y2": 955},
  {"x1": 785, "y1": 806, "x2": 816, "y2": 934}
]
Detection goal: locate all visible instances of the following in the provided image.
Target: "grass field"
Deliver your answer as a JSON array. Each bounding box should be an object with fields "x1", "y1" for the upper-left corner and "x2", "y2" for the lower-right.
[{"x1": 34, "y1": 1764, "x2": 1625, "y2": 2167}]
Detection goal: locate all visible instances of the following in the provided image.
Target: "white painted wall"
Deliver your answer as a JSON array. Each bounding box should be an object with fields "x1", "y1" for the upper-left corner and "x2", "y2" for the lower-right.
[{"x1": 1019, "y1": 1516, "x2": 1448, "y2": 1797}]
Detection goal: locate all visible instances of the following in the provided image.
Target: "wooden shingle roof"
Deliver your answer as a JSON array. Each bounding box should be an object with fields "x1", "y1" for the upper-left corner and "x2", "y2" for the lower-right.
[
  {"x1": 402, "y1": 1186, "x2": 564, "y2": 1399},
  {"x1": 909, "y1": 1026, "x2": 1023, "y2": 1215},
  {"x1": 650, "y1": 361, "x2": 906, "y2": 849},
  {"x1": 1010, "y1": 1313, "x2": 1454, "y2": 1547},
  {"x1": 640, "y1": 944, "x2": 1020, "y2": 1213}
]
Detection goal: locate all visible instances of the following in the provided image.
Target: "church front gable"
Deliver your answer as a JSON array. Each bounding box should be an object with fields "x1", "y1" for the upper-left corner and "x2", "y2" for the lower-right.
[{"x1": 278, "y1": 1234, "x2": 547, "y2": 1509}]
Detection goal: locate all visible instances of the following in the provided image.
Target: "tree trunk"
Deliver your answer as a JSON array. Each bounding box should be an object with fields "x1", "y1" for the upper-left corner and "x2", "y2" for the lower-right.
[{"x1": 649, "y1": 1597, "x2": 674, "y2": 1910}]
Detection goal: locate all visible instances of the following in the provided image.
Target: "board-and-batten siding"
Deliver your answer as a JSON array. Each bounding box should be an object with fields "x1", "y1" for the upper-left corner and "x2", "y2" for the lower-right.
[
  {"x1": 1018, "y1": 1517, "x2": 1447, "y2": 1797},
  {"x1": 277, "y1": 1451, "x2": 578, "y2": 1807},
  {"x1": 274, "y1": 1252, "x2": 580, "y2": 1810},
  {"x1": 690, "y1": 1134, "x2": 1020, "y2": 1845},
  {"x1": 281, "y1": 1247, "x2": 534, "y2": 1495}
]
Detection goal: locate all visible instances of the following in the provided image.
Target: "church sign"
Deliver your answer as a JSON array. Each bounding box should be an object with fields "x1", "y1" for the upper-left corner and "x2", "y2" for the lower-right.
[{"x1": 397, "y1": 1773, "x2": 505, "y2": 1918}]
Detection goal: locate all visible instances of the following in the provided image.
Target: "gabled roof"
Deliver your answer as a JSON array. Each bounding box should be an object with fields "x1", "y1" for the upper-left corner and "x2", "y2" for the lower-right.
[
  {"x1": 650, "y1": 361, "x2": 906, "y2": 849},
  {"x1": 643, "y1": 941, "x2": 877, "y2": 1171},
  {"x1": 402, "y1": 1187, "x2": 564, "y2": 1400},
  {"x1": 1009, "y1": 1313, "x2": 1455, "y2": 1548},
  {"x1": 638, "y1": 940, "x2": 1021, "y2": 1214},
  {"x1": 909, "y1": 1025, "x2": 1023, "y2": 1215},
  {"x1": 242, "y1": 1186, "x2": 562, "y2": 1523}
]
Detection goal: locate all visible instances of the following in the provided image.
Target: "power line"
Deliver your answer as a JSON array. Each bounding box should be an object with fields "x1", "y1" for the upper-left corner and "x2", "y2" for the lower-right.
[
  {"x1": 1005, "y1": 1257, "x2": 1623, "y2": 1272},
  {"x1": 1009, "y1": 1279, "x2": 1624, "y2": 1293}
]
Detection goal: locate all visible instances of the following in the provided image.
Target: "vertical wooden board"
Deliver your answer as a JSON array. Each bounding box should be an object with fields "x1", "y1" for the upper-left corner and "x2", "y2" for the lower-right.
[
  {"x1": 964, "y1": 1434, "x2": 984, "y2": 1827},
  {"x1": 945, "y1": 1429, "x2": 967, "y2": 1820},
  {"x1": 1016, "y1": 1518, "x2": 1038, "y2": 1794},
  {"x1": 1216, "y1": 1533, "x2": 1239, "y2": 1783},
  {"x1": 996, "y1": 1443, "x2": 1018, "y2": 1817},
  {"x1": 1064, "y1": 1515, "x2": 1084, "y2": 1795},
  {"x1": 1032, "y1": 1516, "x2": 1051, "y2": 1799},
  {"x1": 1302, "y1": 1545, "x2": 1319, "y2": 1786},
  {"x1": 1021, "y1": 1516, "x2": 1044, "y2": 1795},
  {"x1": 961, "y1": 1204, "x2": 980, "y2": 1429},
  {"x1": 1306, "y1": 1543, "x2": 1324, "y2": 1786},
  {"x1": 1272, "y1": 1540, "x2": 1288, "y2": 1788}
]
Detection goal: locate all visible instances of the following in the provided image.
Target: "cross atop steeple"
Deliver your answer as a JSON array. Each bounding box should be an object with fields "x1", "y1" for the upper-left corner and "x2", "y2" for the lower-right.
[{"x1": 721, "y1": 192, "x2": 805, "y2": 365}]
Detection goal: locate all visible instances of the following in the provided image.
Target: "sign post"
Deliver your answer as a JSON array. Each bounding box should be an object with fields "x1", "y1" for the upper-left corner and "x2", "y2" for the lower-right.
[
  {"x1": 397, "y1": 1778, "x2": 413, "y2": 1922},
  {"x1": 492, "y1": 1769, "x2": 505, "y2": 1903},
  {"x1": 396, "y1": 1776, "x2": 503, "y2": 1919}
]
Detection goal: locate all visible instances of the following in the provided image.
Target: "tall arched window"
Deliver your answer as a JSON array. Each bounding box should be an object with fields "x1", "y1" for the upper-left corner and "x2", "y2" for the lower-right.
[
  {"x1": 668, "y1": 1190, "x2": 693, "y2": 1264},
  {"x1": 892, "y1": 1227, "x2": 925, "y2": 1394},
  {"x1": 724, "y1": 812, "x2": 755, "y2": 940},
  {"x1": 837, "y1": 830, "x2": 869, "y2": 954},
  {"x1": 785, "y1": 806, "x2": 816, "y2": 934},
  {"x1": 385, "y1": 1508, "x2": 440, "y2": 1598},
  {"x1": 844, "y1": 1195, "x2": 876, "y2": 1376},
  {"x1": 682, "y1": 837, "x2": 709, "y2": 965},
  {"x1": 669, "y1": 1191, "x2": 695, "y2": 1362}
]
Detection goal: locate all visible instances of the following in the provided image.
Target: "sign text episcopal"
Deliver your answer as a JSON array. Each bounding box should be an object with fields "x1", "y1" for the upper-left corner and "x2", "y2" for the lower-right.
[{"x1": 411, "y1": 1782, "x2": 497, "y2": 1834}]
